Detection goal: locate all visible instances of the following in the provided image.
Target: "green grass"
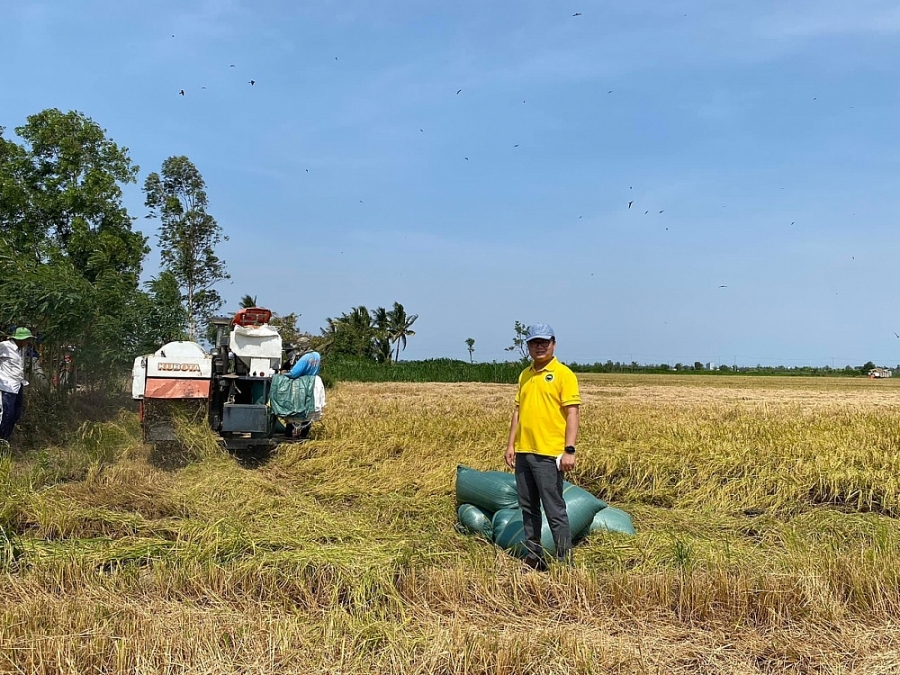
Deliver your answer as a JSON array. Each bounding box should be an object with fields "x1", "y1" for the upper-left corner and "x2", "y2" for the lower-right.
[
  {"x1": 324, "y1": 357, "x2": 879, "y2": 387},
  {"x1": 323, "y1": 357, "x2": 522, "y2": 384}
]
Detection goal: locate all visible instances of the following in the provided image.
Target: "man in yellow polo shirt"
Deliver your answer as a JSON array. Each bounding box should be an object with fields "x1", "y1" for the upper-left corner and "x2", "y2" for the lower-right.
[{"x1": 505, "y1": 323, "x2": 580, "y2": 569}]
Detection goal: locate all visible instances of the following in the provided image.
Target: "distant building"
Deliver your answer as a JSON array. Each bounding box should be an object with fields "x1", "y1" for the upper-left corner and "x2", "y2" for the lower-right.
[
  {"x1": 869, "y1": 367, "x2": 893, "y2": 378},
  {"x1": 706, "y1": 362, "x2": 715, "y2": 371}
]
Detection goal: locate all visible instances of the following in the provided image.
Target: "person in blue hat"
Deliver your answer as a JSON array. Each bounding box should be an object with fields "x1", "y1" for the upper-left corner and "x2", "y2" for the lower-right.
[
  {"x1": 283, "y1": 336, "x2": 321, "y2": 378},
  {"x1": 504, "y1": 323, "x2": 581, "y2": 569},
  {"x1": 0, "y1": 328, "x2": 34, "y2": 441},
  {"x1": 280, "y1": 336, "x2": 322, "y2": 439}
]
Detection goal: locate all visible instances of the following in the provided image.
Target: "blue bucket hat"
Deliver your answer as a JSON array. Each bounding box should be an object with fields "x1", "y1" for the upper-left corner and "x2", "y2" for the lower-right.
[{"x1": 525, "y1": 323, "x2": 555, "y2": 342}]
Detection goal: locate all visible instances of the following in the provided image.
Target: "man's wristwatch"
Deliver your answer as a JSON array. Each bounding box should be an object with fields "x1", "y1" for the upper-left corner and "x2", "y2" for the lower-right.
[{"x1": 564, "y1": 445, "x2": 576, "y2": 455}]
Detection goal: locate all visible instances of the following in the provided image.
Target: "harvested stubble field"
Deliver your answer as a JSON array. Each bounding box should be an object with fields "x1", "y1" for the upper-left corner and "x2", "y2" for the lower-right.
[{"x1": 3, "y1": 374, "x2": 900, "y2": 674}]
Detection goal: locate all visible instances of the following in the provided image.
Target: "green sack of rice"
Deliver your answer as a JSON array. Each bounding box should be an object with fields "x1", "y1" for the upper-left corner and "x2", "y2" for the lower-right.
[
  {"x1": 457, "y1": 503, "x2": 493, "y2": 537},
  {"x1": 490, "y1": 484, "x2": 605, "y2": 557},
  {"x1": 456, "y1": 465, "x2": 519, "y2": 513},
  {"x1": 589, "y1": 506, "x2": 636, "y2": 536},
  {"x1": 561, "y1": 482, "x2": 607, "y2": 538},
  {"x1": 491, "y1": 508, "x2": 550, "y2": 558}
]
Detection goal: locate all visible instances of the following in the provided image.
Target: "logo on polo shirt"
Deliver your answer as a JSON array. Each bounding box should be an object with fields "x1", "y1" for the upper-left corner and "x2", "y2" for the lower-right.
[{"x1": 545, "y1": 373, "x2": 554, "y2": 382}]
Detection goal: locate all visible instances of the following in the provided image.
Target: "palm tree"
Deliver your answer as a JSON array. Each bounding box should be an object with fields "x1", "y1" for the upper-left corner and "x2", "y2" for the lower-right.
[
  {"x1": 388, "y1": 302, "x2": 418, "y2": 362},
  {"x1": 239, "y1": 294, "x2": 257, "y2": 308},
  {"x1": 344, "y1": 305, "x2": 375, "y2": 358},
  {"x1": 371, "y1": 306, "x2": 392, "y2": 363},
  {"x1": 465, "y1": 338, "x2": 475, "y2": 363},
  {"x1": 318, "y1": 317, "x2": 341, "y2": 355}
]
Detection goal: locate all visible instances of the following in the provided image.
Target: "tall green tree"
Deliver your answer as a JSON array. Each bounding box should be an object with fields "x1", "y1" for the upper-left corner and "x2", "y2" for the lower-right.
[
  {"x1": 143, "y1": 271, "x2": 188, "y2": 347},
  {"x1": 143, "y1": 156, "x2": 229, "y2": 340},
  {"x1": 504, "y1": 320, "x2": 529, "y2": 361},
  {"x1": 387, "y1": 302, "x2": 417, "y2": 362},
  {"x1": 239, "y1": 294, "x2": 257, "y2": 308},
  {"x1": 341, "y1": 306, "x2": 377, "y2": 358},
  {"x1": 319, "y1": 303, "x2": 420, "y2": 362},
  {"x1": 465, "y1": 338, "x2": 475, "y2": 363},
  {"x1": 270, "y1": 312, "x2": 307, "y2": 347},
  {"x1": 0, "y1": 126, "x2": 42, "y2": 260},
  {"x1": 0, "y1": 109, "x2": 151, "y2": 383},
  {"x1": 4, "y1": 109, "x2": 146, "y2": 280},
  {"x1": 322, "y1": 305, "x2": 378, "y2": 359},
  {"x1": 317, "y1": 317, "x2": 340, "y2": 355},
  {"x1": 371, "y1": 306, "x2": 392, "y2": 364}
]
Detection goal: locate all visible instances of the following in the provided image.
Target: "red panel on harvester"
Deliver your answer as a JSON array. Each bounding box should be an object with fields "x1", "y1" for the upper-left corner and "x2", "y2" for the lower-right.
[
  {"x1": 233, "y1": 307, "x2": 272, "y2": 327},
  {"x1": 145, "y1": 378, "x2": 211, "y2": 399}
]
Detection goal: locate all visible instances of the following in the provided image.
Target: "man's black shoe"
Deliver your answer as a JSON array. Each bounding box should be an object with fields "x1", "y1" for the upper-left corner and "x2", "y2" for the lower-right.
[{"x1": 523, "y1": 555, "x2": 548, "y2": 572}]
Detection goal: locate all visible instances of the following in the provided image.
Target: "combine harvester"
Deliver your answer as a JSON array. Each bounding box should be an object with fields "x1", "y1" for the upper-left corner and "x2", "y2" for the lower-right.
[{"x1": 132, "y1": 307, "x2": 324, "y2": 451}]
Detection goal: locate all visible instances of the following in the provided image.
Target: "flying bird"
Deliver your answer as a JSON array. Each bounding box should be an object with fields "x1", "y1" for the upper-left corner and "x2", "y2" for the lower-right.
[
  {"x1": 179, "y1": 89, "x2": 185, "y2": 96},
  {"x1": 230, "y1": 64, "x2": 235, "y2": 68},
  {"x1": 513, "y1": 144, "x2": 519, "y2": 147},
  {"x1": 718, "y1": 285, "x2": 727, "y2": 288},
  {"x1": 894, "y1": 332, "x2": 899, "y2": 338},
  {"x1": 464, "y1": 157, "x2": 469, "y2": 161},
  {"x1": 456, "y1": 89, "x2": 462, "y2": 95},
  {"x1": 644, "y1": 210, "x2": 649, "y2": 214},
  {"x1": 628, "y1": 201, "x2": 633, "y2": 209},
  {"x1": 420, "y1": 128, "x2": 424, "y2": 132},
  {"x1": 607, "y1": 90, "x2": 613, "y2": 94},
  {"x1": 248, "y1": 80, "x2": 255, "y2": 85},
  {"x1": 202, "y1": 86, "x2": 207, "y2": 89},
  {"x1": 572, "y1": 12, "x2": 582, "y2": 16},
  {"x1": 659, "y1": 210, "x2": 664, "y2": 214},
  {"x1": 305, "y1": 169, "x2": 309, "y2": 173}
]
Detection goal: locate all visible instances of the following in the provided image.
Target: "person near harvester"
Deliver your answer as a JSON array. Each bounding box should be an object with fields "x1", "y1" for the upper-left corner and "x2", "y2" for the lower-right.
[
  {"x1": 280, "y1": 336, "x2": 322, "y2": 438},
  {"x1": 283, "y1": 336, "x2": 321, "y2": 378},
  {"x1": 504, "y1": 323, "x2": 580, "y2": 570},
  {"x1": 0, "y1": 328, "x2": 35, "y2": 441}
]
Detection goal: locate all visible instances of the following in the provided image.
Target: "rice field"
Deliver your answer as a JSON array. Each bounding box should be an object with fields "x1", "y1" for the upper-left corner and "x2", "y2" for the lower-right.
[{"x1": 3, "y1": 374, "x2": 900, "y2": 673}]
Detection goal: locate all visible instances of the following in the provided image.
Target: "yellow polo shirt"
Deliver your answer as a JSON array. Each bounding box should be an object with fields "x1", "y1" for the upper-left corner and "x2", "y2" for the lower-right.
[{"x1": 514, "y1": 357, "x2": 581, "y2": 457}]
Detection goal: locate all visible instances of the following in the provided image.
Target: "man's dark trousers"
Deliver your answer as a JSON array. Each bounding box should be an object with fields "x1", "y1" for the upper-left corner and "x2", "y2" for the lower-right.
[
  {"x1": 514, "y1": 452, "x2": 572, "y2": 564},
  {"x1": 0, "y1": 389, "x2": 24, "y2": 441}
]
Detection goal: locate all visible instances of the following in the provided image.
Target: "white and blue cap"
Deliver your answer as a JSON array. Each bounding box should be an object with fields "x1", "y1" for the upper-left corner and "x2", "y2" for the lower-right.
[{"x1": 525, "y1": 323, "x2": 555, "y2": 342}]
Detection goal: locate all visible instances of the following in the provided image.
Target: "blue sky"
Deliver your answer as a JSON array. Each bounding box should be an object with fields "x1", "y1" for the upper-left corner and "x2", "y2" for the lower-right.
[{"x1": 5, "y1": 0, "x2": 900, "y2": 366}]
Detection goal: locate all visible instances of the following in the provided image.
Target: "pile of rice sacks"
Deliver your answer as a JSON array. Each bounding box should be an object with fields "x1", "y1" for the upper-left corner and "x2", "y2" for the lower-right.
[{"x1": 456, "y1": 465, "x2": 634, "y2": 557}]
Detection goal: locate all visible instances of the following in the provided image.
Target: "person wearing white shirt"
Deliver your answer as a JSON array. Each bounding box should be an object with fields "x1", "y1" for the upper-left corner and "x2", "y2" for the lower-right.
[{"x1": 0, "y1": 328, "x2": 34, "y2": 441}]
